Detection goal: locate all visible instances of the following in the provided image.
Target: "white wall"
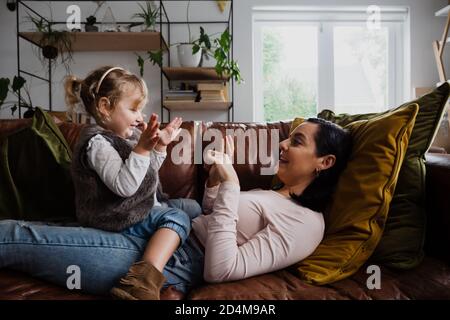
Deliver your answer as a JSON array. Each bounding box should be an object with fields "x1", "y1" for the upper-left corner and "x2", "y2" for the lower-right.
[
  {"x1": 0, "y1": 0, "x2": 449, "y2": 122},
  {"x1": 234, "y1": 0, "x2": 450, "y2": 122}
]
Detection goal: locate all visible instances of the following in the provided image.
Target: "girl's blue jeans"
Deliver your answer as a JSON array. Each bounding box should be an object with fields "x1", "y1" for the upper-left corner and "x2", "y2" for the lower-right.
[{"x1": 0, "y1": 199, "x2": 205, "y2": 296}]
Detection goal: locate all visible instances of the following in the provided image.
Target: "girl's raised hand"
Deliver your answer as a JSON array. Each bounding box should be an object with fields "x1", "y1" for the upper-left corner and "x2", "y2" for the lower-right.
[
  {"x1": 157, "y1": 117, "x2": 183, "y2": 147},
  {"x1": 134, "y1": 113, "x2": 160, "y2": 156}
]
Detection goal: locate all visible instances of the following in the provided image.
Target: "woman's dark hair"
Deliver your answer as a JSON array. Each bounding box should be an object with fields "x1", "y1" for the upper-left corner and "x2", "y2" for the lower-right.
[{"x1": 279, "y1": 118, "x2": 352, "y2": 212}]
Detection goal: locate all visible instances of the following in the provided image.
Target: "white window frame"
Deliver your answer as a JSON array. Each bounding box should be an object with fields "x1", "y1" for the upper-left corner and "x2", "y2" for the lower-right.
[{"x1": 253, "y1": 6, "x2": 410, "y2": 121}]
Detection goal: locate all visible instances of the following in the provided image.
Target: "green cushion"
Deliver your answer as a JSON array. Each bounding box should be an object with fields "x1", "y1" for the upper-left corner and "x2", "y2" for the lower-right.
[
  {"x1": 0, "y1": 107, "x2": 76, "y2": 221},
  {"x1": 317, "y1": 82, "x2": 450, "y2": 269}
]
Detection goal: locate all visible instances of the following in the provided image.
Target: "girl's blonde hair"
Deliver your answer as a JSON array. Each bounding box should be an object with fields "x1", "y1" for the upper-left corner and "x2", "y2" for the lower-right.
[{"x1": 64, "y1": 66, "x2": 148, "y2": 125}]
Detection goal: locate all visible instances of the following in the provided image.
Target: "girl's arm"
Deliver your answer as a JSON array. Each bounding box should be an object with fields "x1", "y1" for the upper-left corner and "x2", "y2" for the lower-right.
[
  {"x1": 149, "y1": 148, "x2": 167, "y2": 171},
  {"x1": 87, "y1": 134, "x2": 151, "y2": 198}
]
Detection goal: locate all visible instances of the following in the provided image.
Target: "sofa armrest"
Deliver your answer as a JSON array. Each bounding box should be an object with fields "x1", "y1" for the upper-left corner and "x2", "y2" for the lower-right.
[{"x1": 424, "y1": 153, "x2": 450, "y2": 263}]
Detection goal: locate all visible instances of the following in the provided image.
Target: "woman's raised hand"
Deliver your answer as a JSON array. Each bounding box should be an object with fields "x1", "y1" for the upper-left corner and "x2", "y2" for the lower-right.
[
  {"x1": 205, "y1": 135, "x2": 239, "y2": 186},
  {"x1": 134, "y1": 113, "x2": 160, "y2": 156},
  {"x1": 205, "y1": 135, "x2": 234, "y2": 165}
]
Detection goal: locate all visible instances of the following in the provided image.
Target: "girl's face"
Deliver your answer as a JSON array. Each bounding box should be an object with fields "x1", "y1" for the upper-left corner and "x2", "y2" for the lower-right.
[
  {"x1": 277, "y1": 122, "x2": 322, "y2": 186},
  {"x1": 103, "y1": 87, "x2": 146, "y2": 139}
]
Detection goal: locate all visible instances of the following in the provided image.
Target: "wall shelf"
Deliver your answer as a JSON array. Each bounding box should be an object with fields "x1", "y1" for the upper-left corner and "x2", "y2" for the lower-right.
[
  {"x1": 163, "y1": 100, "x2": 231, "y2": 111},
  {"x1": 19, "y1": 31, "x2": 168, "y2": 52},
  {"x1": 162, "y1": 67, "x2": 230, "y2": 82}
]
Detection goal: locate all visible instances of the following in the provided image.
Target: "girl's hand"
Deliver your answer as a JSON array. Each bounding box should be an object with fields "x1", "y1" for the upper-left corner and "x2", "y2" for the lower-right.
[
  {"x1": 155, "y1": 117, "x2": 183, "y2": 150},
  {"x1": 134, "y1": 113, "x2": 160, "y2": 156}
]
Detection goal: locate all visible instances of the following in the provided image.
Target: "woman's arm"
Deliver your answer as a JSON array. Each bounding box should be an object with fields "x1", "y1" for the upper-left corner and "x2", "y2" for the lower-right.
[
  {"x1": 203, "y1": 182, "x2": 304, "y2": 283},
  {"x1": 202, "y1": 183, "x2": 220, "y2": 214}
]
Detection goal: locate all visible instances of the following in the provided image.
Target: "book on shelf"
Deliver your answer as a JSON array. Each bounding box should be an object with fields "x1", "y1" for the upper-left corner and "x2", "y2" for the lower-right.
[
  {"x1": 198, "y1": 87, "x2": 227, "y2": 102},
  {"x1": 165, "y1": 96, "x2": 197, "y2": 101},
  {"x1": 164, "y1": 89, "x2": 198, "y2": 101},
  {"x1": 197, "y1": 83, "x2": 225, "y2": 91}
]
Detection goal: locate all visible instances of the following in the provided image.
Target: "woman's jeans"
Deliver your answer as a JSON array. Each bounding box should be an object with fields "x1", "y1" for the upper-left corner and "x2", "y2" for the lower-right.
[{"x1": 0, "y1": 199, "x2": 205, "y2": 296}]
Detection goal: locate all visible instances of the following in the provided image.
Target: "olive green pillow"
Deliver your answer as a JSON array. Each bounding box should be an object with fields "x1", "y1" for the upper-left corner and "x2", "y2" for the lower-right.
[
  {"x1": 0, "y1": 107, "x2": 76, "y2": 221},
  {"x1": 293, "y1": 103, "x2": 418, "y2": 285},
  {"x1": 318, "y1": 82, "x2": 450, "y2": 269}
]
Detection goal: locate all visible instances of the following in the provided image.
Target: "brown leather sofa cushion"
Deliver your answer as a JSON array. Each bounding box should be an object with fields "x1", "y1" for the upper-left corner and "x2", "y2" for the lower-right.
[
  {"x1": 187, "y1": 256, "x2": 450, "y2": 300},
  {"x1": 1, "y1": 256, "x2": 449, "y2": 300}
]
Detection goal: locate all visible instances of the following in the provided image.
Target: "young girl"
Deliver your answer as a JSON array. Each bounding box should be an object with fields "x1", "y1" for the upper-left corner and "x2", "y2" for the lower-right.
[{"x1": 64, "y1": 65, "x2": 201, "y2": 300}]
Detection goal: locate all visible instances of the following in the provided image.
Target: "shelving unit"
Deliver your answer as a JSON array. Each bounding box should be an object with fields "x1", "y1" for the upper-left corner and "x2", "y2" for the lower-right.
[
  {"x1": 159, "y1": 1, "x2": 234, "y2": 122},
  {"x1": 436, "y1": 5, "x2": 450, "y2": 43},
  {"x1": 431, "y1": 3, "x2": 450, "y2": 153},
  {"x1": 16, "y1": 0, "x2": 169, "y2": 119},
  {"x1": 15, "y1": 0, "x2": 234, "y2": 122},
  {"x1": 433, "y1": 4, "x2": 450, "y2": 83}
]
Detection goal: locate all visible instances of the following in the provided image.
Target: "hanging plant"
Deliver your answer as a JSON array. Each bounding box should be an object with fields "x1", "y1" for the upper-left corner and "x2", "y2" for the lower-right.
[{"x1": 27, "y1": 15, "x2": 74, "y2": 72}]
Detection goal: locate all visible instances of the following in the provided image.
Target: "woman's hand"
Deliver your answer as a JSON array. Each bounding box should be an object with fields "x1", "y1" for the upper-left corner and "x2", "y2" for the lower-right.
[
  {"x1": 205, "y1": 135, "x2": 239, "y2": 186},
  {"x1": 134, "y1": 113, "x2": 160, "y2": 156},
  {"x1": 155, "y1": 117, "x2": 183, "y2": 152}
]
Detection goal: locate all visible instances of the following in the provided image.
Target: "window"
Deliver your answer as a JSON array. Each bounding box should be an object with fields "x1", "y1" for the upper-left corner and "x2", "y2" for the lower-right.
[{"x1": 253, "y1": 7, "x2": 408, "y2": 121}]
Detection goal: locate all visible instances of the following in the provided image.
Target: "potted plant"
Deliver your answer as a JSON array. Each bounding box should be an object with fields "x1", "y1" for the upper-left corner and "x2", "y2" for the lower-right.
[
  {"x1": 132, "y1": 1, "x2": 160, "y2": 32},
  {"x1": 176, "y1": 0, "x2": 201, "y2": 67},
  {"x1": 135, "y1": 26, "x2": 242, "y2": 83},
  {"x1": 192, "y1": 27, "x2": 243, "y2": 83},
  {"x1": 85, "y1": 15, "x2": 98, "y2": 32},
  {"x1": 135, "y1": 0, "x2": 242, "y2": 83},
  {"x1": 28, "y1": 15, "x2": 74, "y2": 72},
  {"x1": 0, "y1": 76, "x2": 34, "y2": 117},
  {"x1": 85, "y1": 1, "x2": 104, "y2": 32}
]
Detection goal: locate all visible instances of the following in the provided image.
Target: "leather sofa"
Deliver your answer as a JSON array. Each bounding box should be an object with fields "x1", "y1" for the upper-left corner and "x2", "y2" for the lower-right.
[{"x1": 1, "y1": 118, "x2": 449, "y2": 300}]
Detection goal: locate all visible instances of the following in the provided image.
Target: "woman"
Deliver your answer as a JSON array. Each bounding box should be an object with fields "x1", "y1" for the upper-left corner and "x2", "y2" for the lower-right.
[{"x1": 0, "y1": 118, "x2": 351, "y2": 297}]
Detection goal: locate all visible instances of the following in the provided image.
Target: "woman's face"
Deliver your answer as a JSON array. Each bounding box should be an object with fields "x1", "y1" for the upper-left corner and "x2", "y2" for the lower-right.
[{"x1": 277, "y1": 122, "x2": 324, "y2": 186}]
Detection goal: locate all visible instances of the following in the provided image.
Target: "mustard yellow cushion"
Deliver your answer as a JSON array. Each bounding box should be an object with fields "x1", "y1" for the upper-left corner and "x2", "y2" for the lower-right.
[
  {"x1": 317, "y1": 82, "x2": 450, "y2": 269},
  {"x1": 292, "y1": 103, "x2": 419, "y2": 285},
  {"x1": 290, "y1": 117, "x2": 305, "y2": 133}
]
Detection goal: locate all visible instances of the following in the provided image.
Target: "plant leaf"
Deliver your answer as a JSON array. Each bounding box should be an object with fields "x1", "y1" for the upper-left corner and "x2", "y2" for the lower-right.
[
  {"x1": 199, "y1": 27, "x2": 211, "y2": 49},
  {"x1": 0, "y1": 78, "x2": 10, "y2": 104},
  {"x1": 148, "y1": 50, "x2": 163, "y2": 67},
  {"x1": 136, "y1": 53, "x2": 145, "y2": 76},
  {"x1": 11, "y1": 104, "x2": 17, "y2": 116},
  {"x1": 12, "y1": 76, "x2": 26, "y2": 92},
  {"x1": 192, "y1": 44, "x2": 200, "y2": 54}
]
